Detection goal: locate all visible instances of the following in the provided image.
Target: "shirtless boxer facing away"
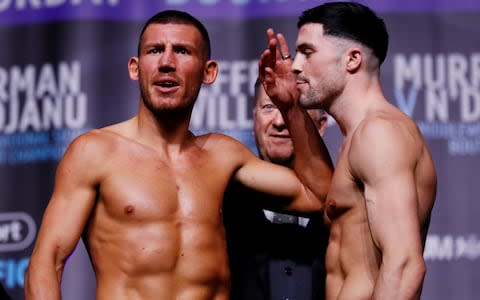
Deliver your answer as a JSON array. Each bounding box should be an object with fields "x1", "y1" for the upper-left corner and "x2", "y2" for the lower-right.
[
  {"x1": 259, "y1": 2, "x2": 437, "y2": 299},
  {"x1": 24, "y1": 10, "x2": 333, "y2": 300}
]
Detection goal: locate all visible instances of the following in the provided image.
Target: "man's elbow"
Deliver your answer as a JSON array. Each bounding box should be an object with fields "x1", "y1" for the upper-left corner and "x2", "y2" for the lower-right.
[
  {"x1": 410, "y1": 255, "x2": 427, "y2": 285},
  {"x1": 314, "y1": 172, "x2": 332, "y2": 201},
  {"x1": 401, "y1": 254, "x2": 427, "y2": 299},
  {"x1": 24, "y1": 263, "x2": 38, "y2": 299},
  {"x1": 304, "y1": 190, "x2": 325, "y2": 214}
]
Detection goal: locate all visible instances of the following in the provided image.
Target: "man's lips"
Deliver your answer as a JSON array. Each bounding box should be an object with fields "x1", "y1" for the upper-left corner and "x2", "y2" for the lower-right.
[
  {"x1": 296, "y1": 80, "x2": 307, "y2": 87},
  {"x1": 269, "y1": 134, "x2": 291, "y2": 140},
  {"x1": 296, "y1": 77, "x2": 308, "y2": 86},
  {"x1": 154, "y1": 79, "x2": 179, "y2": 92}
]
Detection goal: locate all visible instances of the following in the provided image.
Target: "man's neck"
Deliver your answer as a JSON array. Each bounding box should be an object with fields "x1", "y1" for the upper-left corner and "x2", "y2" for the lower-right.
[
  {"x1": 328, "y1": 78, "x2": 384, "y2": 137},
  {"x1": 134, "y1": 103, "x2": 194, "y2": 153}
]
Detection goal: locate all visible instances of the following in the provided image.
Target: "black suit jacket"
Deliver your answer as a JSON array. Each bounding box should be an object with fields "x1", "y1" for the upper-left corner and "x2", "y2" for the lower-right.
[
  {"x1": 223, "y1": 181, "x2": 329, "y2": 300},
  {"x1": 0, "y1": 282, "x2": 11, "y2": 300}
]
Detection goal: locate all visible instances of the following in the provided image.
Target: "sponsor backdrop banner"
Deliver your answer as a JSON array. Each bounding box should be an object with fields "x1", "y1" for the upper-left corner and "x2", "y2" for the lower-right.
[{"x1": 0, "y1": 0, "x2": 478, "y2": 299}]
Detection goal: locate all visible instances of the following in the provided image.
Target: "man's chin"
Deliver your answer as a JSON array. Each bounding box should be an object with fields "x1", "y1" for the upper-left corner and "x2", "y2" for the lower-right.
[{"x1": 269, "y1": 154, "x2": 294, "y2": 166}]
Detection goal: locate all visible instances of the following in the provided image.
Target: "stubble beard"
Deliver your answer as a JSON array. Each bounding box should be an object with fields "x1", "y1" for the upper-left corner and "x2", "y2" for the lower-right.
[
  {"x1": 140, "y1": 84, "x2": 195, "y2": 119},
  {"x1": 301, "y1": 83, "x2": 338, "y2": 111},
  {"x1": 300, "y1": 87, "x2": 324, "y2": 109}
]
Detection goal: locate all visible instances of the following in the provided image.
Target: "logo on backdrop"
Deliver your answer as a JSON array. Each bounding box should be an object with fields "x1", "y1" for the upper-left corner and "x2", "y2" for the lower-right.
[
  {"x1": 0, "y1": 212, "x2": 36, "y2": 253},
  {"x1": 0, "y1": 61, "x2": 88, "y2": 165},
  {"x1": 0, "y1": 212, "x2": 36, "y2": 289},
  {"x1": 0, "y1": 0, "x2": 479, "y2": 25},
  {"x1": 0, "y1": 0, "x2": 312, "y2": 23},
  {"x1": 191, "y1": 59, "x2": 257, "y2": 151},
  {"x1": 0, "y1": 0, "x2": 120, "y2": 12},
  {"x1": 393, "y1": 52, "x2": 480, "y2": 156},
  {"x1": 424, "y1": 233, "x2": 480, "y2": 261}
]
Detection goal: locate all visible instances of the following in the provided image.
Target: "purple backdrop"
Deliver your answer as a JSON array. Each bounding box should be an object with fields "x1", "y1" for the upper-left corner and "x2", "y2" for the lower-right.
[{"x1": 0, "y1": 1, "x2": 479, "y2": 299}]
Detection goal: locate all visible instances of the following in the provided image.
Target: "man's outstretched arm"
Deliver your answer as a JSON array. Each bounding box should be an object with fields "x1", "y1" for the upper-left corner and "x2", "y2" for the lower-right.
[{"x1": 259, "y1": 28, "x2": 334, "y2": 202}]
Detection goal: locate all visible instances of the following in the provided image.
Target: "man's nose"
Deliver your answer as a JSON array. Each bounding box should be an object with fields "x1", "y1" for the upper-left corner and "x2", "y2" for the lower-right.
[
  {"x1": 158, "y1": 48, "x2": 176, "y2": 72},
  {"x1": 272, "y1": 110, "x2": 287, "y2": 129},
  {"x1": 292, "y1": 55, "x2": 302, "y2": 75}
]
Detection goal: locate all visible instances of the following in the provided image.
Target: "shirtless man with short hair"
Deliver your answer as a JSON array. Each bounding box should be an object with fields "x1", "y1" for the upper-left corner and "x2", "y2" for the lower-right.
[
  {"x1": 24, "y1": 10, "x2": 333, "y2": 300},
  {"x1": 259, "y1": 2, "x2": 437, "y2": 299}
]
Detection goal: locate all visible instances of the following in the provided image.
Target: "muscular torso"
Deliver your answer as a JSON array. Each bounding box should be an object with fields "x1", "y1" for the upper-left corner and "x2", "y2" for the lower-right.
[
  {"x1": 83, "y1": 130, "x2": 235, "y2": 300},
  {"x1": 324, "y1": 142, "x2": 379, "y2": 300},
  {"x1": 323, "y1": 112, "x2": 436, "y2": 300}
]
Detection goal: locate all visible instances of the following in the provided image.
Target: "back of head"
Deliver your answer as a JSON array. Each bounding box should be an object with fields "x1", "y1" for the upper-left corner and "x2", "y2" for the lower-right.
[
  {"x1": 298, "y1": 1, "x2": 388, "y2": 65},
  {"x1": 137, "y1": 10, "x2": 211, "y2": 59}
]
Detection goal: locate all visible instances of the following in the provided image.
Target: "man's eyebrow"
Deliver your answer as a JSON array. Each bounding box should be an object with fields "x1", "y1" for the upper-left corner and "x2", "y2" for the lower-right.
[
  {"x1": 296, "y1": 42, "x2": 313, "y2": 51},
  {"x1": 142, "y1": 42, "x2": 163, "y2": 48},
  {"x1": 143, "y1": 41, "x2": 194, "y2": 48},
  {"x1": 172, "y1": 42, "x2": 194, "y2": 49}
]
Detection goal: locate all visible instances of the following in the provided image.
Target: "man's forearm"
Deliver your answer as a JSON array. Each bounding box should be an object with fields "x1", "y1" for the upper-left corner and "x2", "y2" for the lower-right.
[
  {"x1": 285, "y1": 106, "x2": 333, "y2": 200},
  {"x1": 372, "y1": 258, "x2": 426, "y2": 300},
  {"x1": 24, "y1": 261, "x2": 62, "y2": 300}
]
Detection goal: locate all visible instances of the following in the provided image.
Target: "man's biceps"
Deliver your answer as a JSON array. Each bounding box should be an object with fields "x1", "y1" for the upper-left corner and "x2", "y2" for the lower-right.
[{"x1": 367, "y1": 216, "x2": 399, "y2": 250}]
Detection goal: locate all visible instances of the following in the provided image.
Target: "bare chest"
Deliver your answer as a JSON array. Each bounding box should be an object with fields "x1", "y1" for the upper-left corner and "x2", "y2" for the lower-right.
[
  {"x1": 96, "y1": 148, "x2": 231, "y2": 223},
  {"x1": 325, "y1": 145, "x2": 365, "y2": 224}
]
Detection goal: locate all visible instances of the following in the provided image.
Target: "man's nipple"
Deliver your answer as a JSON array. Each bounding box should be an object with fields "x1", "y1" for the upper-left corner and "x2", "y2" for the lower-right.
[
  {"x1": 328, "y1": 199, "x2": 337, "y2": 208},
  {"x1": 124, "y1": 205, "x2": 135, "y2": 214}
]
